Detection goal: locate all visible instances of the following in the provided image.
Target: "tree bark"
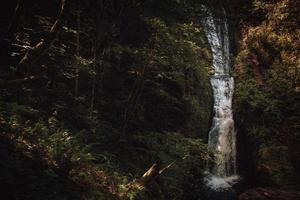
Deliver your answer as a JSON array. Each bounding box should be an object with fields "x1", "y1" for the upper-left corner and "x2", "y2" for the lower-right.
[
  {"x1": 124, "y1": 161, "x2": 175, "y2": 196},
  {"x1": 140, "y1": 163, "x2": 160, "y2": 186},
  {"x1": 140, "y1": 161, "x2": 176, "y2": 186}
]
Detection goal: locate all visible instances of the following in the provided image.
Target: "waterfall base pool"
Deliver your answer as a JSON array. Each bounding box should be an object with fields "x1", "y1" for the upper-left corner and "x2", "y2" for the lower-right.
[{"x1": 204, "y1": 171, "x2": 240, "y2": 191}]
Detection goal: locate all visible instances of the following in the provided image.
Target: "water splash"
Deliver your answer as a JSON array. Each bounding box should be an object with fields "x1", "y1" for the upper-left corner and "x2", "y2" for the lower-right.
[
  {"x1": 201, "y1": 5, "x2": 238, "y2": 189},
  {"x1": 204, "y1": 171, "x2": 240, "y2": 191}
]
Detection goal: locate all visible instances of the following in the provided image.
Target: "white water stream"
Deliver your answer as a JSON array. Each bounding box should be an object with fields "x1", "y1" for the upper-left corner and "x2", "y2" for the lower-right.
[{"x1": 201, "y1": 6, "x2": 239, "y2": 190}]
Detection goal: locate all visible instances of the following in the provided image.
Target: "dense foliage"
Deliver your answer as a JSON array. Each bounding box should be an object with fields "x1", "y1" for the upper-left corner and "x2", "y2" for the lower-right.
[
  {"x1": 1, "y1": 0, "x2": 300, "y2": 199},
  {"x1": 0, "y1": 0, "x2": 213, "y2": 199},
  {"x1": 234, "y1": 0, "x2": 300, "y2": 187}
]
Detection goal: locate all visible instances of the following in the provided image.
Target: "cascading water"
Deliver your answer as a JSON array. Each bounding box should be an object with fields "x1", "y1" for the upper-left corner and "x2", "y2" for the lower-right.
[{"x1": 201, "y1": 6, "x2": 239, "y2": 190}]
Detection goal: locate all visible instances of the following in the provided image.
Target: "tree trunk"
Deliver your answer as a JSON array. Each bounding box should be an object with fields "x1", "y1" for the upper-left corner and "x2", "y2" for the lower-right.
[
  {"x1": 75, "y1": 1, "x2": 80, "y2": 98},
  {"x1": 6, "y1": 0, "x2": 23, "y2": 40},
  {"x1": 90, "y1": 48, "x2": 97, "y2": 117}
]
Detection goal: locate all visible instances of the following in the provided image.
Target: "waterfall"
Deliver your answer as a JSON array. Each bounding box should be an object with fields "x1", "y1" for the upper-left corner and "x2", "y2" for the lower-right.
[{"x1": 201, "y1": 6, "x2": 238, "y2": 190}]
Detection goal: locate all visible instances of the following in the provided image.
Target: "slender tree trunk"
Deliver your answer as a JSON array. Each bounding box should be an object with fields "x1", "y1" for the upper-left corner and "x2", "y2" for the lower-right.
[
  {"x1": 75, "y1": 1, "x2": 80, "y2": 98},
  {"x1": 6, "y1": 0, "x2": 23, "y2": 40},
  {"x1": 90, "y1": 48, "x2": 97, "y2": 117},
  {"x1": 121, "y1": 51, "x2": 153, "y2": 135},
  {"x1": 121, "y1": 36, "x2": 156, "y2": 135}
]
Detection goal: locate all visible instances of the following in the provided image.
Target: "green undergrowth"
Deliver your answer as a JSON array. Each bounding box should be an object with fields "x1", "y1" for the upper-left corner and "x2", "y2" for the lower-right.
[
  {"x1": 0, "y1": 100, "x2": 209, "y2": 200},
  {"x1": 234, "y1": 0, "x2": 300, "y2": 187}
]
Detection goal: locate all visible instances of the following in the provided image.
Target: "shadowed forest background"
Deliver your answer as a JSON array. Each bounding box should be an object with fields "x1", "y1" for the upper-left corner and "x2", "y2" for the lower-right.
[{"x1": 0, "y1": 0, "x2": 299, "y2": 199}]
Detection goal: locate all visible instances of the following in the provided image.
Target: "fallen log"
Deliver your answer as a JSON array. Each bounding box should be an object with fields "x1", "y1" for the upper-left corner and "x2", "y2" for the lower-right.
[
  {"x1": 123, "y1": 161, "x2": 176, "y2": 196},
  {"x1": 140, "y1": 161, "x2": 176, "y2": 186}
]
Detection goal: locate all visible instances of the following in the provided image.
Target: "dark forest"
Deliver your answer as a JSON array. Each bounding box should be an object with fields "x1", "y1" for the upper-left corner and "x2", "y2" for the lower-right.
[{"x1": 0, "y1": 0, "x2": 299, "y2": 199}]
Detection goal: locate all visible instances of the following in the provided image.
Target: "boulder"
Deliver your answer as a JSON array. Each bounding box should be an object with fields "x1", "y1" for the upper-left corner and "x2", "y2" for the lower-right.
[{"x1": 239, "y1": 187, "x2": 300, "y2": 200}]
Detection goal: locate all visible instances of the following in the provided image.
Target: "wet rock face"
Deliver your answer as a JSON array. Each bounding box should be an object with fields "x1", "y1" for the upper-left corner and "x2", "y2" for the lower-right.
[{"x1": 239, "y1": 188, "x2": 300, "y2": 200}]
